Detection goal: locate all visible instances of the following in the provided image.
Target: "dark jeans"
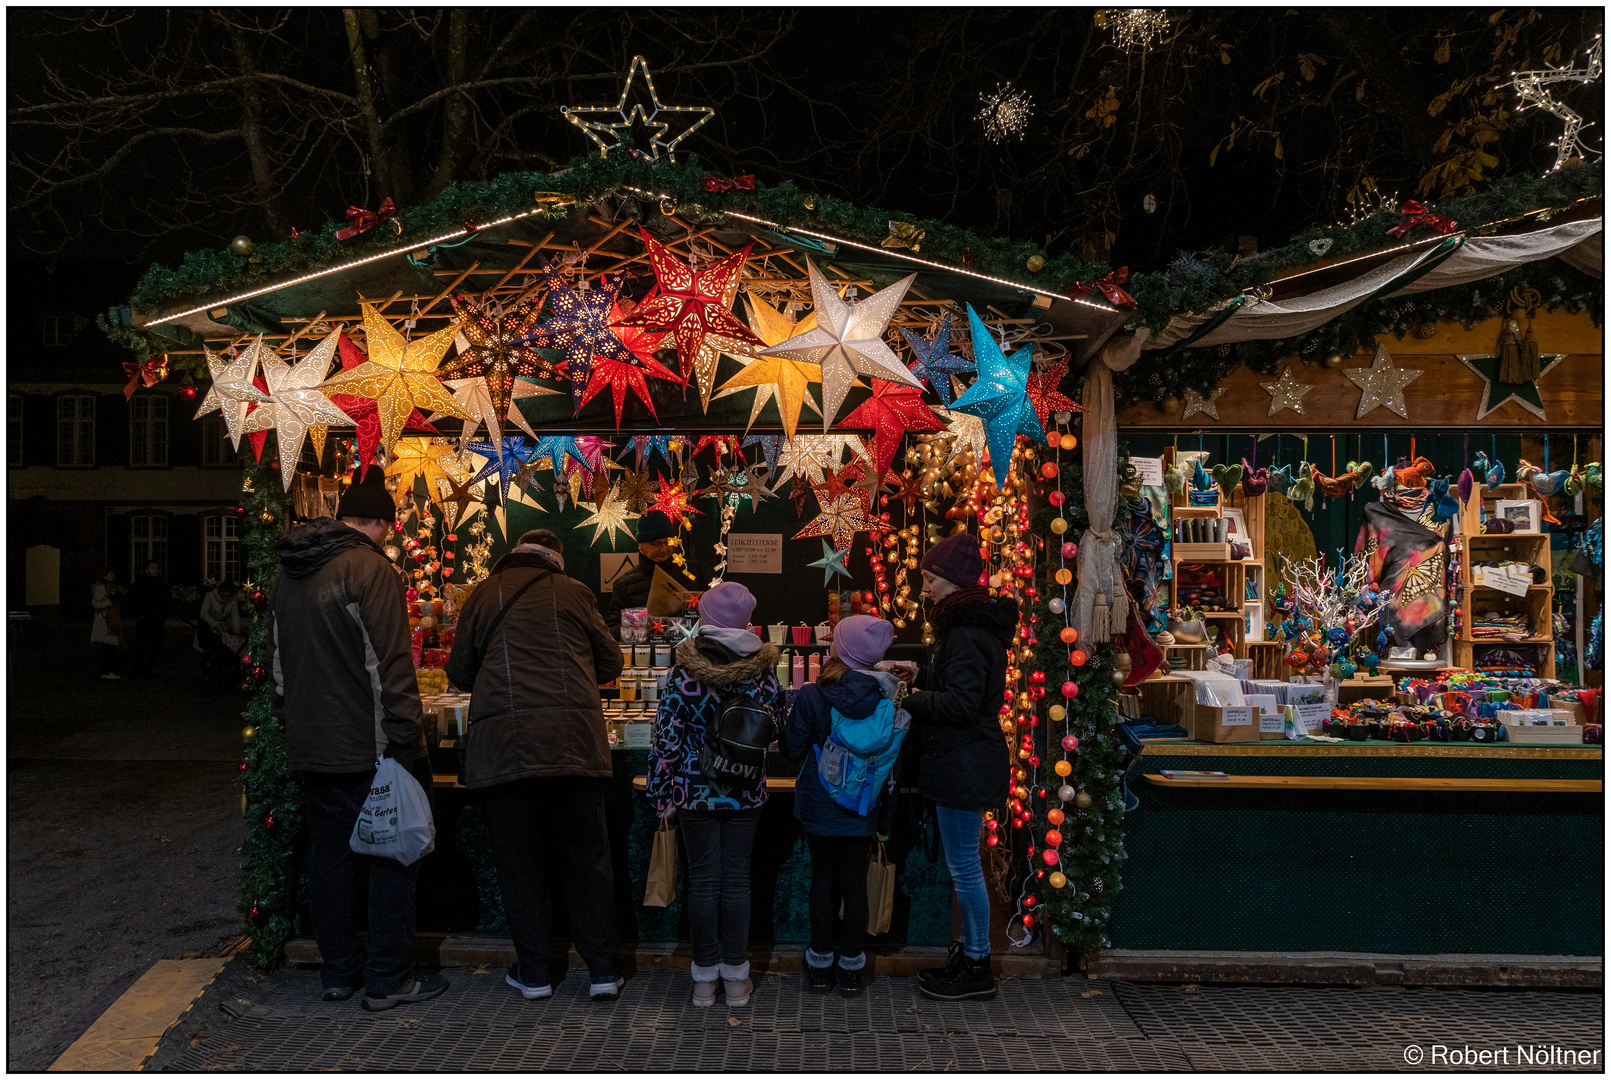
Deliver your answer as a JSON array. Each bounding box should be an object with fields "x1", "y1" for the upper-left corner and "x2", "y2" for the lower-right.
[
  {"x1": 806, "y1": 833, "x2": 871, "y2": 959},
  {"x1": 679, "y1": 807, "x2": 761, "y2": 968},
  {"x1": 96, "y1": 643, "x2": 118, "y2": 676},
  {"x1": 132, "y1": 618, "x2": 164, "y2": 675},
  {"x1": 480, "y1": 775, "x2": 619, "y2": 983},
  {"x1": 298, "y1": 762, "x2": 432, "y2": 995}
]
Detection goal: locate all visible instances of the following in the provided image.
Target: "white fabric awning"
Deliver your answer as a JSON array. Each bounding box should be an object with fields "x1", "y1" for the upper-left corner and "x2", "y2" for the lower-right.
[{"x1": 1388, "y1": 217, "x2": 1603, "y2": 295}]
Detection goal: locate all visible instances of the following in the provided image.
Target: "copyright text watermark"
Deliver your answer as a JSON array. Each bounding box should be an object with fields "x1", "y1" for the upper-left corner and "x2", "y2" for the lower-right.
[{"x1": 1403, "y1": 1045, "x2": 1602, "y2": 1067}]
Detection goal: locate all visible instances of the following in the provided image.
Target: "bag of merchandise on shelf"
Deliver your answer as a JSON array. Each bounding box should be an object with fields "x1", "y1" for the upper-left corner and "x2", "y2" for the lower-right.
[
  {"x1": 349, "y1": 756, "x2": 436, "y2": 866},
  {"x1": 643, "y1": 812, "x2": 678, "y2": 907}
]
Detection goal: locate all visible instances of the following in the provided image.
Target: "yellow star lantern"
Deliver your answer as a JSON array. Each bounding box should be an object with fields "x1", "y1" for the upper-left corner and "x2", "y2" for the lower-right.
[
  {"x1": 385, "y1": 438, "x2": 461, "y2": 505},
  {"x1": 319, "y1": 302, "x2": 469, "y2": 453},
  {"x1": 713, "y1": 294, "x2": 821, "y2": 439}
]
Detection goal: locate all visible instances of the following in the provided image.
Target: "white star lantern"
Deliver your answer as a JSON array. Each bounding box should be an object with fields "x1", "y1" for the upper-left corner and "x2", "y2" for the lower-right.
[
  {"x1": 1181, "y1": 386, "x2": 1225, "y2": 420},
  {"x1": 1258, "y1": 365, "x2": 1314, "y2": 416},
  {"x1": 1344, "y1": 345, "x2": 1421, "y2": 419},
  {"x1": 760, "y1": 260, "x2": 921, "y2": 430},
  {"x1": 240, "y1": 331, "x2": 352, "y2": 489},
  {"x1": 195, "y1": 337, "x2": 272, "y2": 448}
]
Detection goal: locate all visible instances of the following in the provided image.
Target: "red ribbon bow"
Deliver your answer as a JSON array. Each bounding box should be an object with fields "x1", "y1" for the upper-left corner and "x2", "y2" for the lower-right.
[
  {"x1": 122, "y1": 355, "x2": 168, "y2": 400},
  {"x1": 1067, "y1": 267, "x2": 1137, "y2": 310},
  {"x1": 1386, "y1": 200, "x2": 1457, "y2": 239},
  {"x1": 701, "y1": 174, "x2": 756, "y2": 194},
  {"x1": 335, "y1": 197, "x2": 397, "y2": 240}
]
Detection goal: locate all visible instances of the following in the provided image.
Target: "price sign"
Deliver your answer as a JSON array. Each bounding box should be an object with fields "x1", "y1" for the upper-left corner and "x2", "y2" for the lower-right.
[
  {"x1": 1132, "y1": 456, "x2": 1165, "y2": 487},
  {"x1": 1294, "y1": 701, "x2": 1331, "y2": 734},
  {"x1": 623, "y1": 723, "x2": 653, "y2": 749},
  {"x1": 1479, "y1": 564, "x2": 1533, "y2": 598},
  {"x1": 1259, "y1": 712, "x2": 1286, "y2": 733},
  {"x1": 1220, "y1": 706, "x2": 1254, "y2": 727}
]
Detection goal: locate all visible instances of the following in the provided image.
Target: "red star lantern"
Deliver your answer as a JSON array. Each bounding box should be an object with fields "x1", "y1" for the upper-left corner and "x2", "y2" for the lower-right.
[
  {"x1": 813, "y1": 460, "x2": 866, "y2": 504},
  {"x1": 326, "y1": 333, "x2": 437, "y2": 476},
  {"x1": 579, "y1": 355, "x2": 682, "y2": 426},
  {"x1": 687, "y1": 434, "x2": 739, "y2": 462},
  {"x1": 647, "y1": 473, "x2": 703, "y2": 522},
  {"x1": 1024, "y1": 357, "x2": 1084, "y2": 428},
  {"x1": 836, "y1": 378, "x2": 945, "y2": 479}
]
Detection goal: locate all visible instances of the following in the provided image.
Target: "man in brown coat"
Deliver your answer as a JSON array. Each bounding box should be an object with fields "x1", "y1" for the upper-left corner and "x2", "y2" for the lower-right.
[{"x1": 445, "y1": 528, "x2": 625, "y2": 1002}]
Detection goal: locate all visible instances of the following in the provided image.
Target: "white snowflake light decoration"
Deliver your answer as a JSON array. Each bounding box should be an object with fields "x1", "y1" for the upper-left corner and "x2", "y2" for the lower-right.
[
  {"x1": 1509, "y1": 34, "x2": 1603, "y2": 174},
  {"x1": 977, "y1": 83, "x2": 1033, "y2": 144},
  {"x1": 1108, "y1": 9, "x2": 1170, "y2": 52}
]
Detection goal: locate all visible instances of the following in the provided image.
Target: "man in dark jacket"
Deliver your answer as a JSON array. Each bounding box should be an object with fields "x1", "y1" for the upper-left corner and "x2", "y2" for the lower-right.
[
  {"x1": 903, "y1": 533, "x2": 1016, "y2": 1002},
  {"x1": 266, "y1": 469, "x2": 448, "y2": 1012},
  {"x1": 605, "y1": 509, "x2": 701, "y2": 634},
  {"x1": 445, "y1": 528, "x2": 626, "y2": 1002},
  {"x1": 126, "y1": 560, "x2": 170, "y2": 677}
]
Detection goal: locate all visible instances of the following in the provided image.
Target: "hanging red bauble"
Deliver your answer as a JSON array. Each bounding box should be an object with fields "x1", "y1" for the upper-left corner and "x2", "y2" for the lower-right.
[
  {"x1": 1061, "y1": 681, "x2": 1079, "y2": 698},
  {"x1": 1062, "y1": 734, "x2": 1080, "y2": 752},
  {"x1": 1048, "y1": 490, "x2": 1065, "y2": 507},
  {"x1": 1044, "y1": 829, "x2": 1063, "y2": 847},
  {"x1": 986, "y1": 834, "x2": 999, "y2": 846},
  {"x1": 1047, "y1": 808, "x2": 1065, "y2": 825},
  {"x1": 1023, "y1": 914, "x2": 1036, "y2": 928},
  {"x1": 1059, "y1": 627, "x2": 1078, "y2": 644},
  {"x1": 1070, "y1": 649, "x2": 1088, "y2": 667},
  {"x1": 1041, "y1": 462, "x2": 1058, "y2": 479},
  {"x1": 1041, "y1": 848, "x2": 1060, "y2": 865}
]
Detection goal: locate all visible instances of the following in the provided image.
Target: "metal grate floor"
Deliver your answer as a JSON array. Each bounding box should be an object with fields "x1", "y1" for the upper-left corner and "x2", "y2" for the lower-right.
[{"x1": 153, "y1": 966, "x2": 1603, "y2": 1072}]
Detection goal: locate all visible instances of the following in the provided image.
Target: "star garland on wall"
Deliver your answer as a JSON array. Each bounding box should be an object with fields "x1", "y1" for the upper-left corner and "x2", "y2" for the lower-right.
[{"x1": 1258, "y1": 365, "x2": 1315, "y2": 416}]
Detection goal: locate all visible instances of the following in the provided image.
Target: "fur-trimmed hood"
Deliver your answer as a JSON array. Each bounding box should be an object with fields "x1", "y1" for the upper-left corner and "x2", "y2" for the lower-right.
[
  {"x1": 933, "y1": 592, "x2": 1020, "y2": 646},
  {"x1": 675, "y1": 637, "x2": 781, "y2": 689}
]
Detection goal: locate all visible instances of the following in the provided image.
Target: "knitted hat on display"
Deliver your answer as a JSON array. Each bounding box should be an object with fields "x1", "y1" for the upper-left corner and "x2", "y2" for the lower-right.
[
  {"x1": 337, "y1": 469, "x2": 396, "y2": 521},
  {"x1": 698, "y1": 581, "x2": 757, "y2": 629},
  {"x1": 636, "y1": 509, "x2": 676, "y2": 544},
  {"x1": 832, "y1": 615, "x2": 895, "y2": 672},
  {"x1": 921, "y1": 533, "x2": 984, "y2": 588}
]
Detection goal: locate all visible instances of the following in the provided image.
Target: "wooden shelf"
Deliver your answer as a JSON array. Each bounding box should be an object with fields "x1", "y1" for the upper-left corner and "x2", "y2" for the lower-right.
[
  {"x1": 1456, "y1": 484, "x2": 1556, "y2": 679},
  {"x1": 1144, "y1": 773, "x2": 1600, "y2": 793}
]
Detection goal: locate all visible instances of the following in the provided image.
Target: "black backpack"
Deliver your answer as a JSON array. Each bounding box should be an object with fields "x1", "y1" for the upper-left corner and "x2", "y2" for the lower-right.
[{"x1": 699, "y1": 687, "x2": 776, "y2": 785}]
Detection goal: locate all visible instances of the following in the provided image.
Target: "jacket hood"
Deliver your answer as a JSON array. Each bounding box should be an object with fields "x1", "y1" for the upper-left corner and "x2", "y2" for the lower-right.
[
  {"x1": 934, "y1": 592, "x2": 1020, "y2": 646},
  {"x1": 278, "y1": 518, "x2": 382, "y2": 580},
  {"x1": 821, "y1": 669, "x2": 901, "y2": 719},
  {"x1": 490, "y1": 550, "x2": 565, "y2": 576},
  {"x1": 676, "y1": 637, "x2": 780, "y2": 689}
]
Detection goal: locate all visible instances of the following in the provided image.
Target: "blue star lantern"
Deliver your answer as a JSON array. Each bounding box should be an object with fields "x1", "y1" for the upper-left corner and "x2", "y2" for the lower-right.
[
  {"x1": 949, "y1": 304, "x2": 1045, "y2": 486},
  {"x1": 517, "y1": 257, "x2": 637, "y2": 412},
  {"x1": 808, "y1": 539, "x2": 852, "y2": 586},
  {"x1": 900, "y1": 312, "x2": 974, "y2": 407},
  {"x1": 743, "y1": 434, "x2": 784, "y2": 469},
  {"x1": 465, "y1": 437, "x2": 534, "y2": 500},
  {"x1": 526, "y1": 434, "x2": 588, "y2": 478},
  {"x1": 628, "y1": 435, "x2": 677, "y2": 469}
]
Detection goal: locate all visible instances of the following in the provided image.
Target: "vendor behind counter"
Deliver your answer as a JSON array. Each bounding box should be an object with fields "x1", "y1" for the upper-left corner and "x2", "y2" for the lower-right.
[{"x1": 606, "y1": 510, "x2": 701, "y2": 636}]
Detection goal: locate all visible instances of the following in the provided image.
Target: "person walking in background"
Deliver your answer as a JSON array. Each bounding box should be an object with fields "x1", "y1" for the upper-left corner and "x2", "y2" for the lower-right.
[
  {"x1": 198, "y1": 579, "x2": 252, "y2": 691},
  {"x1": 89, "y1": 568, "x2": 122, "y2": 680},
  {"x1": 903, "y1": 533, "x2": 1016, "y2": 1002},
  {"x1": 605, "y1": 510, "x2": 701, "y2": 634},
  {"x1": 445, "y1": 528, "x2": 627, "y2": 1003},
  {"x1": 647, "y1": 581, "x2": 783, "y2": 1008},
  {"x1": 266, "y1": 469, "x2": 447, "y2": 1012},
  {"x1": 126, "y1": 560, "x2": 170, "y2": 678},
  {"x1": 783, "y1": 615, "x2": 905, "y2": 997}
]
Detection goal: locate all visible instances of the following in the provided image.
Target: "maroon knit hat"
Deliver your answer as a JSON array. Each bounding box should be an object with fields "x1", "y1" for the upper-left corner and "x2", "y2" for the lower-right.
[{"x1": 921, "y1": 533, "x2": 984, "y2": 588}]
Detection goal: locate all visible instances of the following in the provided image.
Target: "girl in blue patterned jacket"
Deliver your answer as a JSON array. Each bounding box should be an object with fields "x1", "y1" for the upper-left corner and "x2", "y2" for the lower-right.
[{"x1": 646, "y1": 582, "x2": 783, "y2": 1008}]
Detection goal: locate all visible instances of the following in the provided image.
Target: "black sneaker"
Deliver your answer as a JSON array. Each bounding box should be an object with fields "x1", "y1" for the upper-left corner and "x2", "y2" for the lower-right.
[
  {"x1": 837, "y1": 967, "x2": 865, "y2": 996},
  {"x1": 804, "y1": 964, "x2": 835, "y2": 993},
  {"x1": 919, "y1": 953, "x2": 995, "y2": 1002},
  {"x1": 361, "y1": 973, "x2": 450, "y2": 1012},
  {"x1": 321, "y1": 985, "x2": 357, "y2": 1002},
  {"x1": 918, "y1": 940, "x2": 967, "y2": 987},
  {"x1": 505, "y1": 963, "x2": 553, "y2": 1000},
  {"x1": 590, "y1": 975, "x2": 626, "y2": 1002}
]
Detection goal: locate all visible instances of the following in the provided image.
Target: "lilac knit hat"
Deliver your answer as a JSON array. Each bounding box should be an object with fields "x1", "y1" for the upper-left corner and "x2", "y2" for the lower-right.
[
  {"x1": 697, "y1": 581, "x2": 756, "y2": 630},
  {"x1": 832, "y1": 615, "x2": 894, "y2": 672},
  {"x1": 921, "y1": 533, "x2": 984, "y2": 588}
]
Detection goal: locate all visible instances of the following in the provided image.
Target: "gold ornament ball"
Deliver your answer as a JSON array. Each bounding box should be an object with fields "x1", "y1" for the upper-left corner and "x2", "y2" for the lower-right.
[
  {"x1": 1111, "y1": 669, "x2": 1127, "y2": 687},
  {"x1": 1074, "y1": 791, "x2": 1093, "y2": 809},
  {"x1": 1161, "y1": 395, "x2": 1181, "y2": 414},
  {"x1": 242, "y1": 725, "x2": 258, "y2": 740},
  {"x1": 1026, "y1": 254, "x2": 1045, "y2": 272},
  {"x1": 1048, "y1": 704, "x2": 1066, "y2": 722},
  {"x1": 1054, "y1": 759, "x2": 1072, "y2": 777},
  {"x1": 1049, "y1": 871, "x2": 1068, "y2": 889},
  {"x1": 1050, "y1": 517, "x2": 1069, "y2": 534},
  {"x1": 230, "y1": 235, "x2": 254, "y2": 256},
  {"x1": 803, "y1": 194, "x2": 818, "y2": 211},
  {"x1": 1322, "y1": 353, "x2": 1344, "y2": 369}
]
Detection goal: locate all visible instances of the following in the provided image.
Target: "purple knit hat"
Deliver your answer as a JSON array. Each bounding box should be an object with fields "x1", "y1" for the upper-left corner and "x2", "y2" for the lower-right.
[
  {"x1": 921, "y1": 533, "x2": 983, "y2": 588},
  {"x1": 698, "y1": 581, "x2": 756, "y2": 629},
  {"x1": 832, "y1": 615, "x2": 894, "y2": 671}
]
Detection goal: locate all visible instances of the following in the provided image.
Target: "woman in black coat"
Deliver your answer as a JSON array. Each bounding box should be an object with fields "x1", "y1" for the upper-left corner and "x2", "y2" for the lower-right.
[{"x1": 901, "y1": 533, "x2": 1015, "y2": 1002}]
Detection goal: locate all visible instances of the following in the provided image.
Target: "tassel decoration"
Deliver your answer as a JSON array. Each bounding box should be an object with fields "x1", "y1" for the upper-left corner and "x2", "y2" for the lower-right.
[
  {"x1": 1497, "y1": 318, "x2": 1523, "y2": 384},
  {"x1": 1091, "y1": 591, "x2": 1112, "y2": 644},
  {"x1": 1519, "y1": 322, "x2": 1541, "y2": 380}
]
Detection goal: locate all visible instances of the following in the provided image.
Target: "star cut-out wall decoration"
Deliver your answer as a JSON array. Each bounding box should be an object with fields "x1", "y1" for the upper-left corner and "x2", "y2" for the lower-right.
[
  {"x1": 1455, "y1": 353, "x2": 1566, "y2": 421},
  {"x1": 948, "y1": 305, "x2": 1045, "y2": 485},
  {"x1": 1181, "y1": 386, "x2": 1225, "y2": 420},
  {"x1": 1343, "y1": 344, "x2": 1421, "y2": 420},
  {"x1": 559, "y1": 54, "x2": 715, "y2": 162},
  {"x1": 319, "y1": 302, "x2": 469, "y2": 454},
  {"x1": 1258, "y1": 365, "x2": 1315, "y2": 416}
]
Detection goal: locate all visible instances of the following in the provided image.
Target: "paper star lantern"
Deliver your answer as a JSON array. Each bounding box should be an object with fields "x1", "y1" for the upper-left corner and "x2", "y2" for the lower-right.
[
  {"x1": 240, "y1": 330, "x2": 352, "y2": 490},
  {"x1": 899, "y1": 312, "x2": 974, "y2": 407},
  {"x1": 1454, "y1": 353, "x2": 1566, "y2": 421},
  {"x1": 437, "y1": 471, "x2": 484, "y2": 529},
  {"x1": 576, "y1": 485, "x2": 640, "y2": 547},
  {"x1": 714, "y1": 294, "x2": 822, "y2": 438},
  {"x1": 195, "y1": 340, "x2": 271, "y2": 449},
  {"x1": 1181, "y1": 386, "x2": 1225, "y2": 420},
  {"x1": 440, "y1": 294, "x2": 554, "y2": 419},
  {"x1": 742, "y1": 434, "x2": 785, "y2": 470},
  {"x1": 385, "y1": 438, "x2": 460, "y2": 504},
  {"x1": 648, "y1": 472, "x2": 703, "y2": 524},
  {"x1": 628, "y1": 435, "x2": 678, "y2": 470},
  {"x1": 949, "y1": 305, "x2": 1045, "y2": 485},
  {"x1": 838, "y1": 379, "x2": 945, "y2": 480},
  {"x1": 772, "y1": 435, "x2": 870, "y2": 488},
  {"x1": 437, "y1": 375, "x2": 561, "y2": 447},
  {"x1": 612, "y1": 229, "x2": 763, "y2": 407},
  {"x1": 886, "y1": 470, "x2": 925, "y2": 513},
  {"x1": 761, "y1": 259, "x2": 921, "y2": 429},
  {"x1": 579, "y1": 353, "x2": 682, "y2": 426},
  {"x1": 1023, "y1": 356, "x2": 1084, "y2": 428},
  {"x1": 518, "y1": 259, "x2": 637, "y2": 411},
  {"x1": 526, "y1": 435, "x2": 585, "y2": 479},
  {"x1": 614, "y1": 468, "x2": 657, "y2": 513},
  {"x1": 808, "y1": 539, "x2": 853, "y2": 586},
  {"x1": 464, "y1": 437, "x2": 534, "y2": 501},
  {"x1": 320, "y1": 303, "x2": 468, "y2": 453},
  {"x1": 321, "y1": 332, "x2": 438, "y2": 475},
  {"x1": 935, "y1": 408, "x2": 988, "y2": 467},
  {"x1": 1258, "y1": 365, "x2": 1315, "y2": 416},
  {"x1": 794, "y1": 491, "x2": 877, "y2": 552},
  {"x1": 1343, "y1": 345, "x2": 1421, "y2": 420},
  {"x1": 814, "y1": 460, "x2": 867, "y2": 504}
]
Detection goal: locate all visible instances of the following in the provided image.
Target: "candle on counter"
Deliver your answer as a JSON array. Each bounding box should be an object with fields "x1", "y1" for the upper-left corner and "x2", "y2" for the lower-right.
[
  {"x1": 807, "y1": 652, "x2": 821, "y2": 682},
  {"x1": 791, "y1": 654, "x2": 806, "y2": 690},
  {"x1": 774, "y1": 653, "x2": 789, "y2": 685}
]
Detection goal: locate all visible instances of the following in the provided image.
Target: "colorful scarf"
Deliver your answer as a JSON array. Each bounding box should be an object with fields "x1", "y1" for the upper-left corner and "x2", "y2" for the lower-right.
[{"x1": 1355, "y1": 502, "x2": 1448, "y2": 652}]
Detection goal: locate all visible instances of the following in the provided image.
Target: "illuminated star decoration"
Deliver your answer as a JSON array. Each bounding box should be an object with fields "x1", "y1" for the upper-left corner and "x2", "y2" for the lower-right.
[
  {"x1": 1343, "y1": 344, "x2": 1421, "y2": 420},
  {"x1": 815, "y1": 460, "x2": 866, "y2": 503},
  {"x1": 628, "y1": 435, "x2": 677, "y2": 470},
  {"x1": 838, "y1": 379, "x2": 945, "y2": 480},
  {"x1": 977, "y1": 82, "x2": 1034, "y2": 143},
  {"x1": 240, "y1": 330, "x2": 352, "y2": 490},
  {"x1": 1507, "y1": 35, "x2": 1603, "y2": 174},
  {"x1": 440, "y1": 293, "x2": 554, "y2": 419},
  {"x1": 742, "y1": 434, "x2": 785, "y2": 470},
  {"x1": 772, "y1": 435, "x2": 870, "y2": 488},
  {"x1": 761, "y1": 259, "x2": 922, "y2": 429},
  {"x1": 714, "y1": 294, "x2": 821, "y2": 438},
  {"x1": 195, "y1": 339, "x2": 270, "y2": 449},
  {"x1": 1258, "y1": 365, "x2": 1315, "y2": 416},
  {"x1": 323, "y1": 331, "x2": 438, "y2": 476},
  {"x1": 949, "y1": 304, "x2": 1046, "y2": 486},
  {"x1": 612, "y1": 229, "x2": 763, "y2": 407},
  {"x1": 436, "y1": 376, "x2": 560, "y2": 448},
  {"x1": 385, "y1": 438, "x2": 462, "y2": 504},
  {"x1": 319, "y1": 302, "x2": 469, "y2": 454},
  {"x1": 935, "y1": 408, "x2": 988, "y2": 467},
  {"x1": 899, "y1": 312, "x2": 974, "y2": 407},
  {"x1": 794, "y1": 491, "x2": 878, "y2": 552},
  {"x1": 614, "y1": 468, "x2": 656, "y2": 513},
  {"x1": 1181, "y1": 386, "x2": 1225, "y2": 420},
  {"x1": 1454, "y1": 352, "x2": 1567, "y2": 421},
  {"x1": 518, "y1": 258, "x2": 637, "y2": 412},
  {"x1": 465, "y1": 437, "x2": 534, "y2": 501},
  {"x1": 1023, "y1": 355, "x2": 1084, "y2": 429},
  {"x1": 808, "y1": 539, "x2": 852, "y2": 586},
  {"x1": 437, "y1": 471, "x2": 483, "y2": 529},
  {"x1": 559, "y1": 54, "x2": 715, "y2": 163},
  {"x1": 576, "y1": 484, "x2": 640, "y2": 547},
  {"x1": 580, "y1": 306, "x2": 683, "y2": 426},
  {"x1": 648, "y1": 473, "x2": 703, "y2": 525}
]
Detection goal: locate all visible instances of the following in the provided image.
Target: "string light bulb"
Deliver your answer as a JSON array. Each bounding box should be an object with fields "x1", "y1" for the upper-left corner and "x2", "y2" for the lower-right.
[
  {"x1": 559, "y1": 55, "x2": 715, "y2": 163},
  {"x1": 1106, "y1": 9, "x2": 1170, "y2": 52},
  {"x1": 977, "y1": 83, "x2": 1034, "y2": 143},
  {"x1": 1507, "y1": 34, "x2": 1603, "y2": 175}
]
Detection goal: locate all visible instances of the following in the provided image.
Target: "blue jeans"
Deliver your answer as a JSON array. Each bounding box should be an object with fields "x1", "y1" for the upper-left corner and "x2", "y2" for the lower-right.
[
  {"x1": 935, "y1": 806, "x2": 991, "y2": 960},
  {"x1": 678, "y1": 808, "x2": 761, "y2": 968}
]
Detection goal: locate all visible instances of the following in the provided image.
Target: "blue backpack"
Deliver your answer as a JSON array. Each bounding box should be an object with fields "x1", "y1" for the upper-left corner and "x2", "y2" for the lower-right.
[{"x1": 814, "y1": 698, "x2": 910, "y2": 816}]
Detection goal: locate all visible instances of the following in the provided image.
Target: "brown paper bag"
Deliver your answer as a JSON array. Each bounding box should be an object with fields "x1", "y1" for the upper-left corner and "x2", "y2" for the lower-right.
[
  {"x1": 865, "y1": 840, "x2": 896, "y2": 935},
  {"x1": 643, "y1": 813, "x2": 678, "y2": 907},
  {"x1": 646, "y1": 565, "x2": 693, "y2": 617}
]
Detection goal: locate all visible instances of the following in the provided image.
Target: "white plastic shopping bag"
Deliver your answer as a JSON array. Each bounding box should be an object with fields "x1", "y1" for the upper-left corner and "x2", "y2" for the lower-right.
[{"x1": 349, "y1": 756, "x2": 436, "y2": 865}]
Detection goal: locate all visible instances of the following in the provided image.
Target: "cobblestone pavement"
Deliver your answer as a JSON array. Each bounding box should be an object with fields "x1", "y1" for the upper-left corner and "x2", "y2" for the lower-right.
[{"x1": 148, "y1": 959, "x2": 1603, "y2": 1072}]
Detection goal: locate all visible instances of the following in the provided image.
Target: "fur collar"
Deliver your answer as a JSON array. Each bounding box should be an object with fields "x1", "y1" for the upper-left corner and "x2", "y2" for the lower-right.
[
  {"x1": 675, "y1": 637, "x2": 780, "y2": 688},
  {"x1": 933, "y1": 592, "x2": 1020, "y2": 646}
]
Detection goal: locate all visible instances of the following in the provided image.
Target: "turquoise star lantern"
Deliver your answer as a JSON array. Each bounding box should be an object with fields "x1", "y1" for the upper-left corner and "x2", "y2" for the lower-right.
[
  {"x1": 949, "y1": 304, "x2": 1045, "y2": 486},
  {"x1": 808, "y1": 539, "x2": 852, "y2": 586}
]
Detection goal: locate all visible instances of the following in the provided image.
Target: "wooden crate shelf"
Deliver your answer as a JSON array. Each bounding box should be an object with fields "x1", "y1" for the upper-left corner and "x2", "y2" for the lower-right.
[{"x1": 1455, "y1": 484, "x2": 1556, "y2": 679}]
